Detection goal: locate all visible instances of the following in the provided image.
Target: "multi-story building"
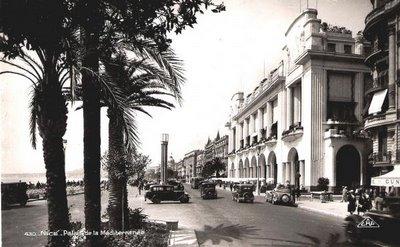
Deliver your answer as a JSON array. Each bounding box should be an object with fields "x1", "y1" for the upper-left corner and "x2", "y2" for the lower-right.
[
  {"x1": 204, "y1": 132, "x2": 229, "y2": 176},
  {"x1": 183, "y1": 150, "x2": 202, "y2": 181},
  {"x1": 226, "y1": 8, "x2": 371, "y2": 191},
  {"x1": 364, "y1": 0, "x2": 400, "y2": 193},
  {"x1": 175, "y1": 159, "x2": 185, "y2": 179}
]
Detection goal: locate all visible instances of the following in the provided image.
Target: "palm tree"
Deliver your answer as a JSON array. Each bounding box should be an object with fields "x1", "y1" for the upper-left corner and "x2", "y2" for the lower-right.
[
  {"x1": 0, "y1": 50, "x2": 75, "y2": 246},
  {"x1": 101, "y1": 42, "x2": 184, "y2": 230}
]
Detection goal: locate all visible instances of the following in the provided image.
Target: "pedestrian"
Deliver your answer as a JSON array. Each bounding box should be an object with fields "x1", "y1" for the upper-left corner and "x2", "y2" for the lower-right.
[
  {"x1": 347, "y1": 190, "x2": 356, "y2": 215},
  {"x1": 229, "y1": 182, "x2": 233, "y2": 191},
  {"x1": 138, "y1": 181, "x2": 143, "y2": 195},
  {"x1": 341, "y1": 186, "x2": 348, "y2": 202},
  {"x1": 374, "y1": 191, "x2": 385, "y2": 211}
]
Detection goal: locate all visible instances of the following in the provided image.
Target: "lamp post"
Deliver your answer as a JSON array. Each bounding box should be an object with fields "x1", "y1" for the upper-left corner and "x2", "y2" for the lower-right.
[
  {"x1": 161, "y1": 133, "x2": 169, "y2": 184},
  {"x1": 256, "y1": 146, "x2": 261, "y2": 195}
]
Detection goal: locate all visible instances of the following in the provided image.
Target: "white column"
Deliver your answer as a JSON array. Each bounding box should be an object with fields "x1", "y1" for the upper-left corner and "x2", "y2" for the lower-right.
[
  {"x1": 257, "y1": 108, "x2": 263, "y2": 139},
  {"x1": 243, "y1": 119, "x2": 248, "y2": 146},
  {"x1": 286, "y1": 87, "x2": 293, "y2": 129},
  {"x1": 282, "y1": 163, "x2": 286, "y2": 182},
  {"x1": 266, "y1": 102, "x2": 272, "y2": 137},
  {"x1": 291, "y1": 162, "x2": 295, "y2": 185},
  {"x1": 238, "y1": 123, "x2": 243, "y2": 148},
  {"x1": 300, "y1": 160, "x2": 305, "y2": 188},
  {"x1": 285, "y1": 162, "x2": 290, "y2": 183}
]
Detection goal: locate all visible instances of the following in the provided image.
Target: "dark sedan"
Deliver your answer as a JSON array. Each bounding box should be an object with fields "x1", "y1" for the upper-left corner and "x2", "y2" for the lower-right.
[{"x1": 144, "y1": 185, "x2": 190, "y2": 204}]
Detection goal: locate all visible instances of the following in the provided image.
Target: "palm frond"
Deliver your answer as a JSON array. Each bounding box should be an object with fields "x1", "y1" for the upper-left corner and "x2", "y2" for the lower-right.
[
  {"x1": 29, "y1": 87, "x2": 39, "y2": 149},
  {"x1": 0, "y1": 71, "x2": 38, "y2": 86},
  {"x1": 0, "y1": 60, "x2": 41, "y2": 83}
]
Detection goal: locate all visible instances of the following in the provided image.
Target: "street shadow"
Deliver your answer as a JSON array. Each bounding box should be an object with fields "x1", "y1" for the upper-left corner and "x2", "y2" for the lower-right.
[
  {"x1": 195, "y1": 223, "x2": 259, "y2": 245},
  {"x1": 297, "y1": 232, "x2": 379, "y2": 247}
]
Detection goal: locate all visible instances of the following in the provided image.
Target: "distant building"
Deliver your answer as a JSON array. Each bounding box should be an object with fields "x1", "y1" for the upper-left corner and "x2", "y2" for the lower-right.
[
  {"x1": 363, "y1": 0, "x2": 400, "y2": 194},
  {"x1": 183, "y1": 150, "x2": 203, "y2": 181},
  {"x1": 226, "y1": 8, "x2": 371, "y2": 191},
  {"x1": 204, "y1": 132, "x2": 229, "y2": 176}
]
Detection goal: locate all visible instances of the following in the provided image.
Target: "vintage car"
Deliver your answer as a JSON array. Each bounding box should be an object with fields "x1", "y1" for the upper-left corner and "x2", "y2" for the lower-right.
[
  {"x1": 232, "y1": 184, "x2": 254, "y2": 203},
  {"x1": 265, "y1": 187, "x2": 294, "y2": 206},
  {"x1": 144, "y1": 185, "x2": 190, "y2": 204},
  {"x1": 191, "y1": 177, "x2": 203, "y2": 189},
  {"x1": 344, "y1": 197, "x2": 400, "y2": 245},
  {"x1": 200, "y1": 182, "x2": 217, "y2": 199},
  {"x1": 1, "y1": 182, "x2": 29, "y2": 208}
]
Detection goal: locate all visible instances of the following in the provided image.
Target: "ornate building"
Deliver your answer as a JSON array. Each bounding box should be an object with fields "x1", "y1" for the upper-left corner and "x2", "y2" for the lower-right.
[
  {"x1": 226, "y1": 8, "x2": 371, "y2": 191},
  {"x1": 364, "y1": 0, "x2": 400, "y2": 193},
  {"x1": 204, "y1": 132, "x2": 229, "y2": 176}
]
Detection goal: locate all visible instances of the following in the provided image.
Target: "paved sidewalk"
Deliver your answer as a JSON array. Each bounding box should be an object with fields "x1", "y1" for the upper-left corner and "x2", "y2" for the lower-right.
[
  {"x1": 168, "y1": 230, "x2": 199, "y2": 247},
  {"x1": 296, "y1": 198, "x2": 349, "y2": 219}
]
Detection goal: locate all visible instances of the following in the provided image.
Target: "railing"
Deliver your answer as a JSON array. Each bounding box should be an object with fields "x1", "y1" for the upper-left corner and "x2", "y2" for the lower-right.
[{"x1": 373, "y1": 151, "x2": 392, "y2": 163}]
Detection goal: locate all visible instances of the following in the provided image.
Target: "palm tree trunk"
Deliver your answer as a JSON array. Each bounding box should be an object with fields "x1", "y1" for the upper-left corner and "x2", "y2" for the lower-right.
[
  {"x1": 107, "y1": 109, "x2": 128, "y2": 230},
  {"x1": 81, "y1": 1, "x2": 102, "y2": 244},
  {"x1": 43, "y1": 136, "x2": 70, "y2": 247},
  {"x1": 38, "y1": 69, "x2": 70, "y2": 246}
]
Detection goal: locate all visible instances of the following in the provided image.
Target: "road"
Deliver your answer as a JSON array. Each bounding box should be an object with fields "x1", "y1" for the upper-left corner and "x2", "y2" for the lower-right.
[{"x1": 1, "y1": 184, "x2": 375, "y2": 247}]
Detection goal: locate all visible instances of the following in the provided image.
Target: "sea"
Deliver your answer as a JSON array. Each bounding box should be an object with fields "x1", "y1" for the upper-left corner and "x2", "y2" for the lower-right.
[{"x1": 1, "y1": 172, "x2": 84, "y2": 184}]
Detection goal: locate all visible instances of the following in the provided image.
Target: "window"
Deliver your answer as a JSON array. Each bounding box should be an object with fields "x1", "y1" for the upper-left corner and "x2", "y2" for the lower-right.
[
  {"x1": 327, "y1": 43, "x2": 336, "y2": 52},
  {"x1": 344, "y1": 45, "x2": 352, "y2": 54},
  {"x1": 292, "y1": 83, "x2": 302, "y2": 124},
  {"x1": 378, "y1": 129, "x2": 388, "y2": 155}
]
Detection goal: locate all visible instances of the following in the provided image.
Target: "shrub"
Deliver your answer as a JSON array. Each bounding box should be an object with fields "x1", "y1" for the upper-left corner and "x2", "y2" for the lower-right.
[
  {"x1": 317, "y1": 177, "x2": 329, "y2": 191},
  {"x1": 129, "y1": 208, "x2": 148, "y2": 230}
]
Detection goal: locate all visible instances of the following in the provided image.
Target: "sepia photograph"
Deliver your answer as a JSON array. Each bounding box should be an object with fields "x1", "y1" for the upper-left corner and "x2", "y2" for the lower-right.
[{"x1": 1, "y1": 0, "x2": 400, "y2": 246}]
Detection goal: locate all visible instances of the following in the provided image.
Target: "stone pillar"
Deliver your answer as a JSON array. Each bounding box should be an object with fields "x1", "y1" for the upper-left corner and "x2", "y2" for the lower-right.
[
  {"x1": 238, "y1": 123, "x2": 243, "y2": 148},
  {"x1": 286, "y1": 87, "x2": 293, "y2": 129},
  {"x1": 300, "y1": 160, "x2": 305, "y2": 188},
  {"x1": 266, "y1": 102, "x2": 273, "y2": 136},
  {"x1": 291, "y1": 162, "x2": 295, "y2": 185},
  {"x1": 257, "y1": 108, "x2": 263, "y2": 139},
  {"x1": 388, "y1": 26, "x2": 396, "y2": 110},
  {"x1": 244, "y1": 119, "x2": 248, "y2": 146},
  {"x1": 285, "y1": 162, "x2": 290, "y2": 183}
]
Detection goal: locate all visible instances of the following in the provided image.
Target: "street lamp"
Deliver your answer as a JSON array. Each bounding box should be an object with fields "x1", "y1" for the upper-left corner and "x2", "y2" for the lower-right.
[
  {"x1": 256, "y1": 146, "x2": 261, "y2": 195},
  {"x1": 161, "y1": 133, "x2": 169, "y2": 184}
]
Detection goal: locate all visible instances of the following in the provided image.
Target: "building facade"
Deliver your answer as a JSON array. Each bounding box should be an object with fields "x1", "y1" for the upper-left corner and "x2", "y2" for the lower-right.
[
  {"x1": 227, "y1": 8, "x2": 371, "y2": 191},
  {"x1": 183, "y1": 150, "x2": 203, "y2": 181},
  {"x1": 363, "y1": 0, "x2": 400, "y2": 194},
  {"x1": 204, "y1": 132, "x2": 229, "y2": 176}
]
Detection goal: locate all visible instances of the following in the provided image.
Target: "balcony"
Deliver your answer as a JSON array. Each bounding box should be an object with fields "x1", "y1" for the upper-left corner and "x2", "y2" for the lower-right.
[
  {"x1": 281, "y1": 122, "x2": 304, "y2": 142},
  {"x1": 364, "y1": 110, "x2": 396, "y2": 130},
  {"x1": 372, "y1": 151, "x2": 392, "y2": 165},
  {"x1": 364, "y1": 73, "x2": 388, "y2": 96}
]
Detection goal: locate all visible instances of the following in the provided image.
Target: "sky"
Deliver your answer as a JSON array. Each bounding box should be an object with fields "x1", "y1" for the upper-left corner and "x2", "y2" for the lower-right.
[{"x1": 0, "y1": 0, "x2": 372, "y2": 174}]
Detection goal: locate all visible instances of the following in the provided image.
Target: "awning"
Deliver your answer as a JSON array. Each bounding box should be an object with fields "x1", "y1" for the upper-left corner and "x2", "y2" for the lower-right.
[
  {"x1": 368, "y1": 89, "x2": 387, "y2": 115},
  {"x1": 371, "y1": 165, "x2": 400, "y2": 187}
]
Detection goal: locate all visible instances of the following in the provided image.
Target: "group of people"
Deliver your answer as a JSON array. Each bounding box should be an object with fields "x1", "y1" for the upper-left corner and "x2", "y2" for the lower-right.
[{"x1": 342, "y1": 186, "x2": 374, "y2": 215}]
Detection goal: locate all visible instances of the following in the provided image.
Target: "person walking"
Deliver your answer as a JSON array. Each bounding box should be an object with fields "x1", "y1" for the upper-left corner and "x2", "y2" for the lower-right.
[
  {"x1": 347, "y1": 190, "x2": 357, "y2": 215},
  {"x1": 229, "y1": 182, "x2": 233, "y2": 191},
  {"x1": 138, "y1": 181, "x2": 143, "y2": 195},
  {"x1": 341, "y1": 186, "x2": 348, "y2": 202}
]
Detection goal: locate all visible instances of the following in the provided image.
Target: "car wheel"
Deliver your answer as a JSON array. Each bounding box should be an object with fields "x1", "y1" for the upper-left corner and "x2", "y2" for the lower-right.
[
  {"x1": 20, "y1": 198, "x2": 27, "y2": 206},
  {"x1": 152, "y1": 197, "x2": 161, "y2": 204}
]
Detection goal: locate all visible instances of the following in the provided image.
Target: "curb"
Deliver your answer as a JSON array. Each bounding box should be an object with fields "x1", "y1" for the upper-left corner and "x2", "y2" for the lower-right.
[
  {"x1": 168, "y1": 229, "x2": 199, "y2": 247},
  {"x1": 297, "y1": 204, "x2": 347, "y2": 219}
]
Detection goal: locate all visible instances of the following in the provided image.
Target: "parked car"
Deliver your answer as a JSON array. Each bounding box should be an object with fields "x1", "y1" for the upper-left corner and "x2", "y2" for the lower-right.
[
  {"x1": 144, "y1": 185, "x2": 190, "y2": 204},
  {"x1": 344, "y1": 197, "x2": 400, "y2": 245},
  {"x1": 232, "y1": 184, "x2": 254, "y2": 203},
  {"x1": 191, "y1": 177, "x2": 203, "y2": 189},
  {"x1": 200, "y1": 182, "x2": 217, "y2": 199},
  {"x1": 1, "y1": 182, "x2": 29, "y2": 208},
  {"x1": 266, "y1": 187, "x2": 294, "y2": 206}
]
